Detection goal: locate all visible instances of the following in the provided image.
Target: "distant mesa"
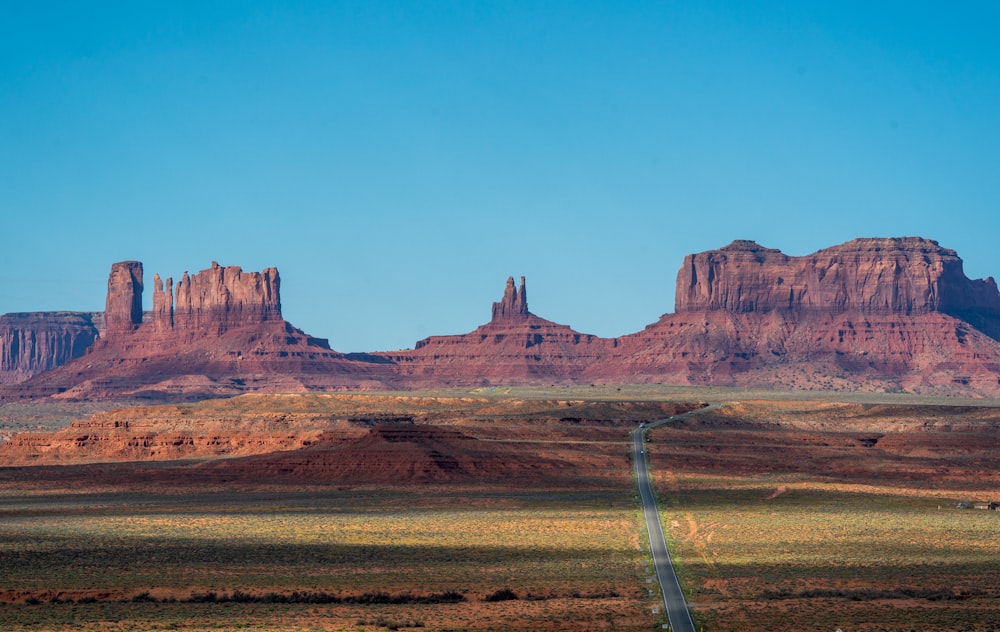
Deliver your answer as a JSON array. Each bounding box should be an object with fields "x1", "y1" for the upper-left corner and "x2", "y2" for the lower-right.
[
  {"x1": 4, "y1": 236, "x2": 1000, "y2": 399},
  {"x1": 592, "y1": 236, "x2": 1000, "y2": 395},
  {"x1": 0, "y1": 312, "x2": 103, "y2": 385},
  {"x1": 676, "y1": 237, "x2": 1000, "y2": 325},
  {"x1": 97, "y1": 260, "x2": 286, "y2": 348},
  {"x1": 152, "y1": 261, "x2": 281, "y2": 335}
]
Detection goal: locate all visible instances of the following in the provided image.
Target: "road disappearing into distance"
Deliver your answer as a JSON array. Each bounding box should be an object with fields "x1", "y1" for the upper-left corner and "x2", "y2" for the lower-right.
[{"x1": 633, "y1": 405, "x2": 717, "y2": 632}]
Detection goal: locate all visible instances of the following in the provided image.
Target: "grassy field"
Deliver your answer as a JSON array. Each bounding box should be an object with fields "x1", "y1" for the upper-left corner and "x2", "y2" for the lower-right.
[
  {"x1": 0, "y1": 482, "x2": 657, "y2": 630},
  {"x1": 660, "y1": 479, "x2": 1000, "y2": 631}
]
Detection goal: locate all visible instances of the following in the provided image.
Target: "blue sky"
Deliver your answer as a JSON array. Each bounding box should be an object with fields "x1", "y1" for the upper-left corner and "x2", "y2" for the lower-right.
[{"x1": 3, "y1": 2, "x2": 999, "y2": 351}]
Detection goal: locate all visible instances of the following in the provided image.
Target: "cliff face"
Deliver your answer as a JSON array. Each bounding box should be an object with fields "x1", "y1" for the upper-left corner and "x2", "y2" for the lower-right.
[
  {"x1": 588, "y1": 237, "x2": 1000, "y2": 396},
  {"x1": 171, "y1": 262, "x2": 281, "y2": 334},
  {"x1": 5, "y1": 236, "x2": 1000, "y2": 400},
  {"x1": 109, "y1": 261, "x2": 281, "y2": 340},
  {"x1": 0, "y1": 312, "x2": 102, "y2": 384},
  {"x1": 676, "y1": 237, "x2": 1000, "y2": 323}
]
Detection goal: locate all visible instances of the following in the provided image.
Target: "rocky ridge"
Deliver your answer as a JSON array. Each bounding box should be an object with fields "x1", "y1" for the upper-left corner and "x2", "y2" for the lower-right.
[{"x1": 151, "y1": 261, "x2": 281, "y2": 335}]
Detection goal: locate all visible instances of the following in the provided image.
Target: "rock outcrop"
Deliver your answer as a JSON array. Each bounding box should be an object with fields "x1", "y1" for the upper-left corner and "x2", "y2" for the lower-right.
[
  {"x1": 5, "y1": 236, "x2": 1000, "y2": 399},
  {"x1": 5, "y1": 261, "x2": 395, "y2": 400},
  {"x1": 152, "y1": 273, "x2": 173, "y2": 332},
  {"x1": 0, "y1": 312, "x2": 102, "y2": 384},
  {"x1": 378, "y1": 276, "x2": 607, "y2": 386},
  {"x1": 104, "y1": 261, "x2": 143, "y2": 337},
  {"x1": 492, "y1": 276, "x2": 529, "y2": 321},
  {"x1": 171, "y1": 262, "x2": 281, "y2": 334},
  {"x1": 676, "y1": 237, "x2": 1000, "y2": 326},
  {"x1": 589, "y1": 237, "x2": 1000, "y2": 396},
  {"x1": 110, "y1": 261, "x2": 281, "y2": 340}
]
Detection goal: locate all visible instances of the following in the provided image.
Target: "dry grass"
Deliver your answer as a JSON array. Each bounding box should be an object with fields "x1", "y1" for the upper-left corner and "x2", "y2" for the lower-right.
[
  {"x1": 0, "y1": 476, "x2": 654, "y2": 630},
  {"x1": 4, "y1": 389, "x2": 1000, "y2": 630},
  {"x1": 0, "y1": 390, "x2": 676, "y2": 629},
  {"x1": 648, "y1": 398, "x2": 1000, "y2": 631}
]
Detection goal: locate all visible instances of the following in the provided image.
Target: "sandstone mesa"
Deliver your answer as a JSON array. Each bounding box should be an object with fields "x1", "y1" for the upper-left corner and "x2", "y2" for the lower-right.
[{"x1": 2, "y1": 236, "x2": 1000, "y2": 399}]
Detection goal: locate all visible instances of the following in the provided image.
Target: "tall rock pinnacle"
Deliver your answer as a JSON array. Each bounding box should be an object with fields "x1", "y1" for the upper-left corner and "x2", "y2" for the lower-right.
[
  {"x1": 105, "y1": 261, "x2": 143, "y2": 337},
  {"x1": 491, "y1": 276, "x2": 530, "y2": 322},
  {"x1": 152, "y1": 273, "x2": 174, "y2": 331}
]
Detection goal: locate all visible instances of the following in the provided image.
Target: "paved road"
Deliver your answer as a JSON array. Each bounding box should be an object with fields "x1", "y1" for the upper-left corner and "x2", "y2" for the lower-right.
[{"x1": 633, "y1": 406, "x2": 716, "y2": 632}]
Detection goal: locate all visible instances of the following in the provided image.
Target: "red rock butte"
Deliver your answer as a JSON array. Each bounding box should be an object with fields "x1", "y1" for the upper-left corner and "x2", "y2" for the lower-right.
[
  {"x1": 676, "y1": 237, "x2": 1000, "y2": 325},
  {"x1": 377, "y1": 275, "x2": 606, "y2": 386},
  {"x1": 3, "y1": 236, "x2": 1000, "y2": 399},
  {"x1": 150, "y1": 262, "x2": 282, "y2": 335},
  {"x1": 591, "y1": 237, "x2": 1000, "y2": 395},
  {"x1": 2, "y1": 261, "x2": 395, "y2": 400}
]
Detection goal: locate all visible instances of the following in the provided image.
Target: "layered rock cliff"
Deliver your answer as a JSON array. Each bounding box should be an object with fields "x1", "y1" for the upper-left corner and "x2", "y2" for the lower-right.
[
  {"x1": 590, "y1": 237, "x2": 1000, "y2": 396},
  {"x1": 0, "y1": 312, "x2": 102, "y2": 384},
  {"x1": 107, "y1": 261, "x2": 281, "y2": 339},
  {"x1": 172, "y1": 262, "x2": 281, "y2": 334},
  {"x1": 676, "y1": 237, "x2": 1000, "y2": 326},
  {"x1": 5, "y1": 236, "x2": 1000, "y2": 399}
]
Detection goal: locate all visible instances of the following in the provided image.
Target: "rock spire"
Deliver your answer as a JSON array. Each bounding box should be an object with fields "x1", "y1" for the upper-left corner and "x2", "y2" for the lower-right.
[
  {"x1": 104, "y1": 261, "x2": 144, "y2": 336},
  {"x1": 491, "y1": 276, "x2": 530, "y2": 321}
]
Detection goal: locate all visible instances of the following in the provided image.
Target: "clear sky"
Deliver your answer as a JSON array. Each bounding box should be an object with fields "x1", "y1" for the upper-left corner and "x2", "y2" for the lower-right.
[{"x1": 3, "y1": 1, "x2": 999, "y2": 352}]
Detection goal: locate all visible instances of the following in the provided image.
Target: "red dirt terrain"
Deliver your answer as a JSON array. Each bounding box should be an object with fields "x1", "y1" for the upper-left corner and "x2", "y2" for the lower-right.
[
  {"x1": 0, "y1": 393, "x2": 695, "y2": 489},
  {"x1": 2, "y1": 391, "x2": 1000, "y2": 632},
  {"x1": 650, "y1": 399, "x2": 1000, "y2": 490}
]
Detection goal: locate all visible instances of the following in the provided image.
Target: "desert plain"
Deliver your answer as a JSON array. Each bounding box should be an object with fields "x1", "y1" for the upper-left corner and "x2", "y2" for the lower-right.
[{"x1": 0, "y1": 386, "x2": 998, "y2": 631}]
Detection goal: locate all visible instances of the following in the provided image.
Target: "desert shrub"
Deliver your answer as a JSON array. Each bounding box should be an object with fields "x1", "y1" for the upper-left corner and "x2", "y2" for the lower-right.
[
  {"x1": 483, "y1": 588, "x2": 519, "y2": 602},
  {"x1": 357, "y1": 617, "x2": 425, "y2": 630},
  {"x1": 415, "y1": 591, "x2": 465, "y2": 604},
  {"x1": 186, "y1": 591, "x2": 219, "y2": 603}
]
